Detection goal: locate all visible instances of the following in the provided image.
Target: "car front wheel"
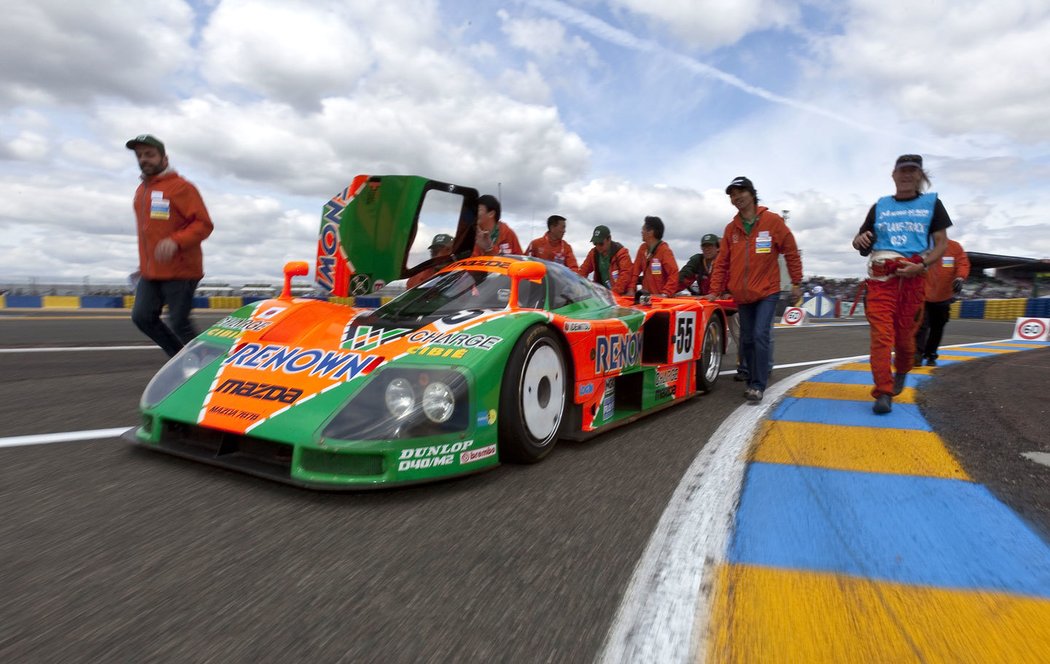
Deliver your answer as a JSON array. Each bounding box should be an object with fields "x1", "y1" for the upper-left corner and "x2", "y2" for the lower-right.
[{"x1": 498, "y1": 325, "x2": 567, "y2": 463}]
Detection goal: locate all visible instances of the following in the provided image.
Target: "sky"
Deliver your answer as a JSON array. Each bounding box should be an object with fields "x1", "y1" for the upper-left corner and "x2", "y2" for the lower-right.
[{"x1": 2, "y1": 0, "x2": 1049, "y2": 287}]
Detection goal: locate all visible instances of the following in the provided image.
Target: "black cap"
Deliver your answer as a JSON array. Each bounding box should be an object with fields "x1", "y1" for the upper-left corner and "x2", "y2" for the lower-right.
[
  {"x1": 895, "y1": 154, "x2": 923, "y2": 169},
  {"x1": 701, "y1": 233, "x2": 720, "y2": 246},
  {"x1": 428, "y1": 233, "x2": 454, "y2": 249},
  {"x1": 591, "y1": 225, "x2": 611, "y2": 244},
  {"x1": 126, "y1": 134, "x2": 165, "y2": 154},
  {"x1": 725, "y1": 176, "x2": 754, "y2": 194}
]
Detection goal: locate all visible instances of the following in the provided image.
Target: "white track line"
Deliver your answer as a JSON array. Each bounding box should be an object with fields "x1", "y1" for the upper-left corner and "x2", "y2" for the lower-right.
[
  {"x1": 0, "y1": 427, "x2": 131, "y2": 448},
  {"x1": 0, "y1": 345, "x2": 156, "y2": 353}
]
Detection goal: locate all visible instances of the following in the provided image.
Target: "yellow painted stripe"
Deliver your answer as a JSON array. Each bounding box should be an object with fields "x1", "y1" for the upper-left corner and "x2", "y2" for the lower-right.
[
  {"x1": 984, "y1": 342, "x2": 1040, "y2": 349},
  {"x1": 790, "y1": 382, "x2": 918, "y2": 403},
  {"x1": 951, "y1": 347, "x2": 1015, "y2": 354},
  {"x1": 935, "y1": 353, "x2": 981, "y2": 362},
  {"x1": 836, "y1": 362, "x2": 936, "y2": 375},
  {"x1": 706, "y1": 563, "x2": 1050, "y2": 664},
  {"x1": 751, "y1": 420, "x2": 969, "y2": 480},
  {"x1": 42, "y1": 295, "x2": 80, "y2": 308}
]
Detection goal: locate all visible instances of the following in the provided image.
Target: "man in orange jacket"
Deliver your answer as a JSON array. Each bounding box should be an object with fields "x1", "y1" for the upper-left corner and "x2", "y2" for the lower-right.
[
  {"x1": 127, "y1": 134, "x2": 213, "y2": 357},
  {"x1": 627, "y1": 216, "x2": 679, "y2": 297},
  {"x1": 472, "y1": 194, "x2": 522, "y2": 257},
  {"x1": 578, "y1": 225, "x2": 634, "y2": 296},
  {"x1": 526, "y1": 215, "x2": 578, "y2": 270},
  {"x1": 915, "y1": 239, "x2": 969, "y2": 366},
  {"x1": 706, "y1": 177, "x2": 803, "y2": 402}
]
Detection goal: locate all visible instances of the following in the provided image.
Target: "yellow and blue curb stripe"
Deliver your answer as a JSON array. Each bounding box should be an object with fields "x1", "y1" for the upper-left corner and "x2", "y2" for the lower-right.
[{"x1": 706, "y1": 340, "x2": 1050, "y2": 662}]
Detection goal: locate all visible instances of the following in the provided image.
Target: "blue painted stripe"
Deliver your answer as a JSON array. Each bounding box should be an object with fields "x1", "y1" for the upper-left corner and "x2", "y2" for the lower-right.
[
  {"x1": 770, "y1": 397, "x2": 931, "y2": 430},
  {"x1": 1011, "y1": 340, "x2": 1050, "y2": 346},
  {"x1": 730, "y1": 462, "x2": 1050, "y2": 597},
  {"x1": 808, "y1": 371, "x2": 931, "y2": 388}
]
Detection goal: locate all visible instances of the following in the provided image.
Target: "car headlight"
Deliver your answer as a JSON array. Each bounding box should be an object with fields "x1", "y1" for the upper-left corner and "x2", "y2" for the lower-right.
[
  {"x1": 141, "y1": 339, "x2": 227, "y2": 408},
  {"x1": 385, "y1": 377, "x2": 415, "y2": 418},
  {"x1": 322, "y1": 368, "x2": 470, "y2": 441},
  {"x1": 422, "y1": 381, "x2": 455, "y2": 423}
]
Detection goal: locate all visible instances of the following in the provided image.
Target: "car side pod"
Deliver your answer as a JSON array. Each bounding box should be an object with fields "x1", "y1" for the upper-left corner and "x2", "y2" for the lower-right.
[
  {"x1": 507, "y1": 261, "x2": 546, "y2": 309},
  {"x1": 281, "y1": 261, "x2": 311, "y2": 299}
]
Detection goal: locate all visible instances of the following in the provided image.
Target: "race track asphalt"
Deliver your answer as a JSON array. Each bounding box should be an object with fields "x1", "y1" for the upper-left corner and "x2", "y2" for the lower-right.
[{"x1": 0, "y1": 311, "x2": 1041, "y2": 662}]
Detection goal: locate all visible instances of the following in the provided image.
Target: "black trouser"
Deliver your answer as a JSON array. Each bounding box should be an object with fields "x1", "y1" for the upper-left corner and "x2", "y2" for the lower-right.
[
  {"x1": 132, "y1": 278, "x2": 200, "y2": 357},
  {"x1": 914, "y1": 299, "x2": 952, "y2": 360}
]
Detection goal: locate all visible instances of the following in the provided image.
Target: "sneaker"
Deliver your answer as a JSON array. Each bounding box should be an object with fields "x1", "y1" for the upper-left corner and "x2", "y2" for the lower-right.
[
  {"x1": 872, "y1": 394, "x2": 892, "y2": 414},
  {"x1": 925, "y1": 357, "x2": 937, "y2": 367},
  {"x1": 892, "y1": 373, "x2": 907, "y2": 396},
  {"x1": 745, "y1": 388, "x2": 764, "y2": 402}
]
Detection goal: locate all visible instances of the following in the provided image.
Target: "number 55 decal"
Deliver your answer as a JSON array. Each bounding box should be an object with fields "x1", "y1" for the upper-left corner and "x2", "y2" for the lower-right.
[{"x1": 673, "y1": 311, "x2": 696, "y2": 362}]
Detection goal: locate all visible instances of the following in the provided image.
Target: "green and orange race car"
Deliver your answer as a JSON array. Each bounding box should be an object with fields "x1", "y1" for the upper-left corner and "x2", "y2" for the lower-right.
[{"x1": 127, "y1": 176, "x2": 728, "y2": 488}]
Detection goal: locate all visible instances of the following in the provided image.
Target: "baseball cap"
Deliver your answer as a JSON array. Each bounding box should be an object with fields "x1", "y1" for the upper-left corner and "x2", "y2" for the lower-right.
[
  {"x1": 591, "y1": 225, "x2": 611, "y2": 244},
  {"x1": 125, "y1": 134, "x2": 165, "y2": 154},
  {"x1": 701, "y1": 233, "x2": 720, "y2": 246},
  {"x1": 725, "y1": 176, "x2": 754, "y2": 194},
  {"x1": 428, "y1": 233, "x2": 454, "y2": 249},
  {"x1": 895, "y1": 154, "x2": 923, "y2": 169}
]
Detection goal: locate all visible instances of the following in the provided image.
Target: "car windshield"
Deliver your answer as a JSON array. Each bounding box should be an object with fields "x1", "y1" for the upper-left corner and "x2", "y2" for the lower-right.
[{"x1": 375, "y1": 269, "x2": 545, "y2": 319}]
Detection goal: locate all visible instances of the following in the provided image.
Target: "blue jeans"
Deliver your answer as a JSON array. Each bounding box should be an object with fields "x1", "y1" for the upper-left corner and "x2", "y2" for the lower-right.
[
  {"x1": 737, "y1": 293, "x2": 780, "y2": 391},
  {"x1": 132, "y1": 278, "x2": 200, "y2": 357}
]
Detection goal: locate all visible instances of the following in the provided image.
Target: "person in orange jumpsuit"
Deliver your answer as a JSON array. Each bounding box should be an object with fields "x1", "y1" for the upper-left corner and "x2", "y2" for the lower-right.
[
  {"x1": 525, "y1": 215, "x2": 578, "y2": 270},
  {"x1": 627, "y1": 216, "x2": 679, "y2": 297},
  {"x1": 914, "y1": 239, "x2": 970, "y2": 366},
  {"x1": 472, "y1": 194, "x2": 522, "y2": 257},
  {"x1": 578, "y1": 225, "x2": 634, "y2": 296},
  {"x1": 853, "y1": 154, "x2": 952, "y2": 414}
]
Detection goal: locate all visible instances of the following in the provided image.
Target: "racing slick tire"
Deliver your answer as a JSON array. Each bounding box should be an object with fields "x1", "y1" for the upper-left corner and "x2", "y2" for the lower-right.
[
  {"x1": 498, "y1": 325, "x2": 567, "y2": 463},
  {"x1": 697, "y1": 313, "x2": 723, "y2": 393}
]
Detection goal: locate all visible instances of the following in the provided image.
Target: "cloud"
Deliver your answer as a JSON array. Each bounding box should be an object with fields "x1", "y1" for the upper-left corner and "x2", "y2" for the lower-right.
[
  {"x1": 608, "y1": 0, "x2": 799, "y2": 51},
  {"x1": 0, "y1": 0, "x2": 195, "y2": 108},
  {"x1": 823, "y1": 0, "x2": 1050, "y2": 142}
]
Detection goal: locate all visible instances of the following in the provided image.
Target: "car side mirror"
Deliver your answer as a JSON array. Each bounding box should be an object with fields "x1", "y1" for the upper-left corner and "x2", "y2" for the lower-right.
[
  {"x1": 281, "y1": 261, "x2": 310, "y2": 300},
  {"x1": 507, "y1": 261, "x2": 546, "y2": 310}
]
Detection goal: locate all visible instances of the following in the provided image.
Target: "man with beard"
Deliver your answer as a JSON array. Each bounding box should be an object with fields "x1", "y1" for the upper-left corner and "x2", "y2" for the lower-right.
[{"x1": 126, "y1": 134, "x2": 213, "y2": 357}]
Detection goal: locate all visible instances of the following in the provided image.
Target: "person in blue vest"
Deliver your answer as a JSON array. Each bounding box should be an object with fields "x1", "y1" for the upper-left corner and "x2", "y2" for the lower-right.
[{"x1": 852, "y1": 154, "x2": 952, "y2": 414}]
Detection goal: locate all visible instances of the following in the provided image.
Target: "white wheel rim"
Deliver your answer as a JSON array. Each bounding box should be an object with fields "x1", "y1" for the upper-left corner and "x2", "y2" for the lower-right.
[
  {"x1": 520, "y1": 342, "x2": 565, "y2": 443},
  {"x1": 703, "y1": 320, "x2": 722, "y2": 383}
]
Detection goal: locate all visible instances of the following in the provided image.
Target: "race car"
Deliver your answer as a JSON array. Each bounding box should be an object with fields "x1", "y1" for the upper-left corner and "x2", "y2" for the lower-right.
[{"x1": 127, "y1": 175, "x2": 728, "y2": 488}]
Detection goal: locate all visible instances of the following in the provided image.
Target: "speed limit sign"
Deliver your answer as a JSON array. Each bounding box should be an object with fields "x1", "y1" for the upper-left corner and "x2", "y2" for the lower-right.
[
  {"x1": 1012, "y1": 317, "x2": 1050, "y2": 341},
  {"x1": 781, "y1": 307, "x2": 808, "y2": 326}
]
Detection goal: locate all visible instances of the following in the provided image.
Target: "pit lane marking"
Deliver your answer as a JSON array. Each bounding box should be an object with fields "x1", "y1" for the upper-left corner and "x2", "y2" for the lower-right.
[{"x1": 0, "y1": 428, "x2": 130, "y2": 448}]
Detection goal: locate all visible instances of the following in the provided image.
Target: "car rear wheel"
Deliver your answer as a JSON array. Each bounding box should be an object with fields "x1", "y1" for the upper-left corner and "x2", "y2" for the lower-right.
[
  {"x1": 498, "y1": 325, "x2": 566, "y2": 463},
  {"x1": 697, "y1": 313, "x2": 723, "y2": 393}
]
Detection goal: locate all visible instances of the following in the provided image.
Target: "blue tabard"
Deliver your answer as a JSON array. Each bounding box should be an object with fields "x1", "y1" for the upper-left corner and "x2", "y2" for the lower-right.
[{"x1": 872, "y1": 193, "x2": 936, "y2": 256}]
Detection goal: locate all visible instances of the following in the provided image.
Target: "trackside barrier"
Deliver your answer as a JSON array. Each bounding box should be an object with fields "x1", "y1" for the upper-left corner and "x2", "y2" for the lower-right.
[
  {"x1": 1012, "y1": 317, "x2": 1050, "y2": 341},
  {"x1": 42, "y1": 295, "x2": 80, "y2": 308},
  {"x1": 81, "y1": 296, "x2": 123, "y2": 308}
]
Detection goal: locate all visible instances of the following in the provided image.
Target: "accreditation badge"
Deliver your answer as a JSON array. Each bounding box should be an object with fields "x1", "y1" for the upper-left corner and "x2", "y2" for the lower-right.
[
  {"x1": 942, "y1": 256, "x2": 955, "y2": 267},
  {"x1": 651, "y1": 259, "x2": 662, "y2": 275}
]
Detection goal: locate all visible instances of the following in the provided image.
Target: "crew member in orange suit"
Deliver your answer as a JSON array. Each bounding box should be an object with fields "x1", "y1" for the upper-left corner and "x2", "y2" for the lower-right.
[
  {"x1": 525, "y1": 215, "x2": 578, "y2": 270},
  {"x1": 472, "y1": 194, "x2": 522, "y2": 257},
  {"x1": 853, "y1": 154, "x2": 952, "y2": 414},
  {"x1": 627, "y1": 216, "x2": 679, "y2": 297},
  {"x1": 578, "y1": 225, "x2": 634, "y2": 296},
  {"x1": 915, "y1": 238, "x2": 969, "y2": 366}
]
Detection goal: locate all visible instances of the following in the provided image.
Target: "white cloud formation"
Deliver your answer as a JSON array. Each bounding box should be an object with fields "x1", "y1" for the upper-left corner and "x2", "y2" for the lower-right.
[
  {"x1": 0, "y1": 0, "x2": 195, "y2": 108},
  {"x1": 609, "y1": 0, "x2": 800, "y2": 50},
  {"x1": 823, "y1": 0, "x2": 1050, "y2": 142}
]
